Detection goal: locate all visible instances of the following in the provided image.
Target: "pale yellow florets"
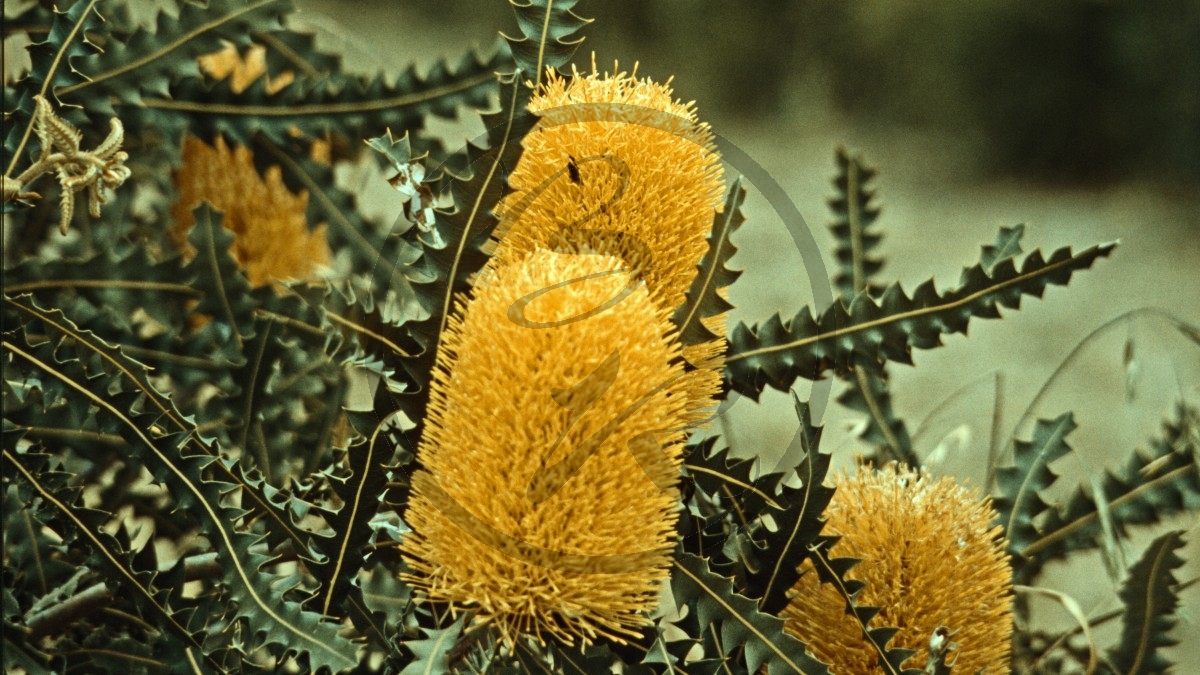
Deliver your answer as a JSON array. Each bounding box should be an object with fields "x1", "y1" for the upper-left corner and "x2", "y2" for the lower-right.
[
  {"x1": 401, "y1": 250, "x2": 696, "y2": 645},
  {"x1": 782, "y1": 463, "x2": 1013, "y2": 674}
]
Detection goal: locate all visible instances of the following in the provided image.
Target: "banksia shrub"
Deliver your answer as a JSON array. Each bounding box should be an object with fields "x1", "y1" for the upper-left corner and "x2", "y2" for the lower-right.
[
  {"x1": 9, "y1": 1, "x2": 1194, "y2": 673},
  {"x1": 401, "y1": 249, "x2": 691, "y2": 645},
  {"x1": 782, "y1": 463, "x2": 1013, "y2": 673}
]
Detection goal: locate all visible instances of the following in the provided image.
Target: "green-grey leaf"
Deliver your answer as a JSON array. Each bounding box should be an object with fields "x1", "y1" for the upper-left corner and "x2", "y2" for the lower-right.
[
  {"x1": 727, "y1": 236, "x2": 1117, "y2": 400},
  {"x1": 1108, "y1": 530, "x2": 1187, "y2": 675},
  {"x1": 502, "y1": 0, "x2": 593, "y2": 88},
  {"x1": 671, "y1": 553, "x2": 831, "y2": 675}
]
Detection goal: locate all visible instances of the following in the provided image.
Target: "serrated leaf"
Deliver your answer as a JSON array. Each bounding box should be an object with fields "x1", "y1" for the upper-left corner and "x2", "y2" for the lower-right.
[
  {"x1": 253, "y1": 27, "x2": 342, "y2": 79},
  {"x1": 398, "y1": 614, "x2": 467, "y2": 675},
  {"x1": 1108, "y1": 530, "x2": 1187, "y2": 675},
  {"x1": 981, "y1": 224, "x2": 1025, "y2": 273},
  {"x1": 993, "y1": 413, "x2": 1077, "y2": 562},
  {"x1": 819, "y1": 147, "x2": 917, "y2": 465},
  {"x1": 726, "y1": 234, "x2": 1117, "y2": 400},
  {"x1": 4, "y1": 0, "x2": 104, "y2": 178},
  {"x1": 680, "y1": 437, "x2": 784, "y2": 586},
  {"x1": 2, "y1": 300, "x2": 355, "y2": 667},
  {"x1": 827, "y1": 146, "x2": 884, "y2": 299},
  {"x1": 181, "y1": 204, "x2": 257, "y2": 345},
  {"x1": 2, "y1": 450, "x2": 226, "y2": 673},
  {"x1": 674, "y1": 177, "x2": 745, "y2": 347},
  {"x1": 1, "y1": 336, "x2": 360, "y2": 671},
  {"x1": 369, "y1": 73, "x2": 537, "y2": 452},
  {"x1": 671, "y1": 553, "x2": 830, "y2": 675},
  {"x1": 501, "y1": 0, "x2": 593, "y2": 88},
  {"x1": 1020, "y1": 405, "x2": 1200, "y2": 584},
  {"x1": 309, "y1": 411, "x2": 405, "y2": 617},
  {"x1": 58, "y1": 0, "x2": 290, "y2": 119},
  {"x1": 126, "y1": 48, "x2": 506, "y2": 153},
  {"x1": 3, "y1": 293, "x2": 324, "y2": 565},
  {"x1": 254, "y1": 134, "x2": 433, "y2": 304},
  {"x1": 806, "y1": 542, "x2": 922, "y2": 675},
  {"x1": 836, "y1": 358, "x2": 916, "y2": 466},
  {"x1": 3, "y1": 242, "x2": 197, "y2": 335},
  {"x1": 744, "y1": 395, "x2": 835, "y2": 614}
]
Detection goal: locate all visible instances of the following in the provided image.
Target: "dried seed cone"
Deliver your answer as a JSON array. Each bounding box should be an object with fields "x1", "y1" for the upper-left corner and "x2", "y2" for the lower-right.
[
  {"x1": 782, "y1": 463, "x2": 1013, "y2": 673},
  {"x1": 401, "y1": 249, "x2": 697, "y2": 645},
  {"x1": 490, "y1": 61, "x2": 725, "y2": 315},
  {"x1": 172, "y1": 135, "x2": 329, "y2": 286}
]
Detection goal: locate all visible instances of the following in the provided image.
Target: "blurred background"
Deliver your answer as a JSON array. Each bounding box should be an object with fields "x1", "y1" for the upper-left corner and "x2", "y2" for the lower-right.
[{"x1": 306, "y1": 0, "x2": 1199, "y2": 667}]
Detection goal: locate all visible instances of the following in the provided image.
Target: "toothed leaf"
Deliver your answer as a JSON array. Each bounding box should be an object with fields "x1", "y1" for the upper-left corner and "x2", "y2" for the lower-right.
[
  {"x1": 727, "y1": 234, "x2": 1117, "y2": 400},
  {"x1": 1108, "y1": 530, "x2": 1187, "y2": 675},
  {"x1": 674, "y1": 177, "x2": 745, "y2": 347},
  {"x1": 502, "y1": 0, "x2": 593, "y2": 87},
  {"x1": 828, "y1": 146, "x2": 884, "y2": 298},
  {"x1": 671, "y1": 553, "x2": 831, "y2": 675}
]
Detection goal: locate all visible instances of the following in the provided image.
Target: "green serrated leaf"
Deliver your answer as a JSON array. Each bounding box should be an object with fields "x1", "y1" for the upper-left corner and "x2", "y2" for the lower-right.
[
  {"x1": 253, "y1": 27, "x2": 342, "y2": 78},
  {"x1": 806, "y1": 542, "x2": 922, "y2": 675},
  {"x1": 2, "y1": 302, "x2": 356, "y2": 670},
  {"x1": 366, "y1": 73, "x2": 537, "y2": 453},
  {"x1": 993, "y1": 413, "x2": 1077, "y2": 565},
  {"x1": 674, "y1": 177, "x2": 746, "y2": 347},
  {"x1": 827, "y1": 146, "x2": 884, "y2": 299},
  {"x1": 672, "y1": 553, "x2": 830, "y2": 675},
  {"x1": 3, "y1": 450, "x2": 228, "y2": 673},
  {"x1": 837, "y1": 359, "x2": 916, "y2": 466},
  {"x1": 744, "y1": 395, "x2": 835, "y2": 614},
  {"x1": 1108, "y1": 530, "x2": 1187, "y2": 675},
  {"x1": 823, "y1": 148, "x2": 916, "y2": 466},
  {"x1": 981, "y1": 224, "x2": 1026, "y2": 273},
  {"x1": 127, "y1": 48, "x2": 506, "y2": 153},
  {"x1": 182, "y1": 204, "x2": 257, "y2": 345},
  {"x1": 726, "y1": 235, "x2": 1117, "y2": 400},
  {"x1": 398, "y1": 614, "x2": 467, "y2": 675},
  {"x1": 502, "y1": 0, "x2": 593, "y2": 88},
  {"x1": 308, "y1": 410, "x2": 407, "y2": 617},
  {"x1": 58, "y1": 0, "x2": 291, "y2": 118},
  {"x1": 1020, "y1": 405, "x2": 1200, "y2": 584},
  {"x1": 4, "y1": 0, "x2": 104, "y2": 178}
]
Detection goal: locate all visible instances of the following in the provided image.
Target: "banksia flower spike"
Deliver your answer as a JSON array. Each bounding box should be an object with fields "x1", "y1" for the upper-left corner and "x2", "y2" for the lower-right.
[
  {"x1": 782, "y1": 462, "x2": 1013, "y2": 674},
  {"x1": 491, "y1": 59, "x2": 725, "y2": 315},
  {"x1": 172, "y1": 135, "x2": 330, "y2": 287},
  {"x1": 490, "y1": 59, "x2": 729, "y2": 429},
  {"x1": 401, "y1": 249, "x2": 693, "y2": 645}
]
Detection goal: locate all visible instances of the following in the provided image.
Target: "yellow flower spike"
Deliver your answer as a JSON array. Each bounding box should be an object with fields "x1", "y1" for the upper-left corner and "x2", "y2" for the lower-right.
[
  {"x1": 490, "y1": 59, "x2": 725, "y2": 315},
  {"x1": 171, "y1": 135, "x2": 330, "y2": 287},
  {"x1": 401, "y1": 249, "x2": 701, "y2": 646},
  {"x1": 488, "y1": 59, "x2": 727, "y2": 435},
  {"x1": 782, "y1": 463, "x2": 1013, "y2": 674}
]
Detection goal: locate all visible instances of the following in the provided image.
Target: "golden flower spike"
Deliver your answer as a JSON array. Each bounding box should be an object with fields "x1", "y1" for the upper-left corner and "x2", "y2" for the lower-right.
[
  {"x1": 782, "y1": 462, "x2": 1013, "y2": 674},
  {"x1": 491, "y1": 58, "x2": 725, "y2": 314},
  {"x1": 401, "y1": 249, "x2": 696, "y2": 647}
]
